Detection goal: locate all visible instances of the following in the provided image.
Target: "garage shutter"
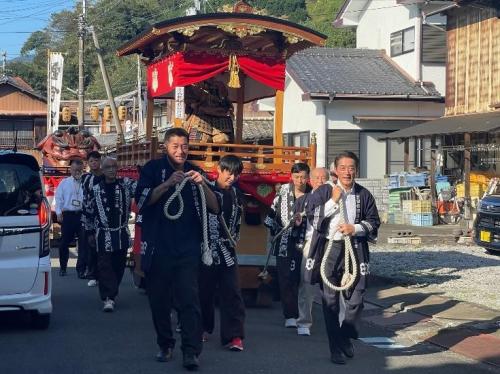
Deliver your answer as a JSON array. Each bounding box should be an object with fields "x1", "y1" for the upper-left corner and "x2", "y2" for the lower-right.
[{"x1": 327, "y1": 130, "x2": 359, "y2": 167}]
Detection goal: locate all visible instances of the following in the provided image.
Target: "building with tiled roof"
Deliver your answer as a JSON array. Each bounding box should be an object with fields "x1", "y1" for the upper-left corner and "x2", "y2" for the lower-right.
[{"x1": 283, "y1": 47, "x2": 444, "y2": 177}]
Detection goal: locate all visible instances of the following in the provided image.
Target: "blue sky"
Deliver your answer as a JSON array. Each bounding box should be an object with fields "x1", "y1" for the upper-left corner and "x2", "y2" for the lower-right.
[{"x1": 0, "y1": 0, "x2": 74, "y2": 60}]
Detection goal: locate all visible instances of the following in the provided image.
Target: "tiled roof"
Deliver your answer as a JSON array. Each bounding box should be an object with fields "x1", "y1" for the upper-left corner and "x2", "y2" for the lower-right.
[
  {"x1": 242, "y1": 118, "x2": 273, "y2": 142},
  {"x1": 287, "y1": 48, "x2": 442, "y2": 99},
  {"x1": 0, "y1": 75, "x2": 46, "y2": 101}
]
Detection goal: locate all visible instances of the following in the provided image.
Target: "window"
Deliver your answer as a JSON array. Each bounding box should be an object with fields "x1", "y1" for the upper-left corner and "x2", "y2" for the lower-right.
[
  {"x1": 0, "y1": 163, "x2": 42, "y2": 216},
  {"x1": 422, "y1": 24, "x2": 446, "y2": 64},
  {"x1": 390, "y1": 27, "x2": 415, "y2": 57}
]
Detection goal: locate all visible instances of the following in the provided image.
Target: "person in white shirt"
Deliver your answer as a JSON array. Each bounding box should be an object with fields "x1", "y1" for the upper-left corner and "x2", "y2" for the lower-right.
[
  {"x1": 55, "y1": 159, "x2": 84, "y2": 276},
  {"x1": 302, "y1": 152, "x2": 380, "y2": 365}
]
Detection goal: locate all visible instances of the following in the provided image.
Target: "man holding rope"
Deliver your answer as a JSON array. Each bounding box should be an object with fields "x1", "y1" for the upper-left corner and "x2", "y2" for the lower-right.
[
  {"x1": 303, "y1": 152, "x2": 379, "y2": 365},
  {"x1": 135, "y1": 127, "x2": 219, "y2": 371},
  {"x1": 199, "y1": 155, "x2": 246, "y2": 351}
]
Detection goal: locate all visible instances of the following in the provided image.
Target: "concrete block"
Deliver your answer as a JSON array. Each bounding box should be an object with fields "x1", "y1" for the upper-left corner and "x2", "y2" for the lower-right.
[{"x1": 387, "y1": 236, "x2": 422, "y2": 245}]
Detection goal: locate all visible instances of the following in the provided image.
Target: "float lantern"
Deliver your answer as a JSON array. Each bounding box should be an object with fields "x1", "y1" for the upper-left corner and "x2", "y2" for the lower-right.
[
  {"x1": 61, "y1": 107, "x2": 72, "y2": 122},
  {"x1": 118, "y1": 105, "x2": 127, "y2": 121},
  {"x1": 90, "y1": 106, "x2": 100, "y2": 121},
  {"x1": 103, "y1": 106, "x2": 112, "y2": 121}
]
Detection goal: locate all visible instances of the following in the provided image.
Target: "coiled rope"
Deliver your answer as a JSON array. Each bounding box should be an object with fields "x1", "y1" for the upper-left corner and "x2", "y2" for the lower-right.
[
  {"x1": 163, "y1": 177, "x2": 212, "y2": 266},
  {"x1": 320, "y1": 196, "x2": 358, "y2": 291}
]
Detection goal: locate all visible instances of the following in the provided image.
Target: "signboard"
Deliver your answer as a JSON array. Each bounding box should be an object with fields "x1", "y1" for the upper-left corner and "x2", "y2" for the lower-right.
[{"x1": 175, "y1": 86, "x2": 185, "y2": 120}]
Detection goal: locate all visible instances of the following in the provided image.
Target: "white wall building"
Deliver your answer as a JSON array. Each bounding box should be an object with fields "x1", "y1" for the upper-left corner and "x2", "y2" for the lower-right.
[
  {"x1": 283, "y1": 48, "x2": 444, "y2": 178},
  {"x1": 334, "y1": 0, "x2": 449, "y2": 95}
]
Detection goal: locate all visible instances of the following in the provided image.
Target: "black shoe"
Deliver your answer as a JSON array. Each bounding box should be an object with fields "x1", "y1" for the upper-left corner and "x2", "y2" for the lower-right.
[
  {"x1": 330, "y1": 351, "x2": 346, "y2": 365},
  {"x1": 340, "y1": 338, "x2": 354, "y2": 358},
  {"x1": 59, "y1": 269, "x2": 67, "y2": 277},
  {"x1": 77, "y1": 271, "x2": 86, "y2": 279},
  {"x1": 183, "y1": 353, "x2": 199, "y2": 371},
  {"x1": 155, "y1": 347, "x2": 173, "y2": 362}
]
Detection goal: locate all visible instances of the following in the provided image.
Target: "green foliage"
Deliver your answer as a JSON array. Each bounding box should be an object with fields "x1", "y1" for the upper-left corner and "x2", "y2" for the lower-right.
[
  {"x1": 305, "y1": 0, "x2": 355, "y2": 47},
  {"x1": 7, "y1": 0, "x2": 354, "y2": 99}
]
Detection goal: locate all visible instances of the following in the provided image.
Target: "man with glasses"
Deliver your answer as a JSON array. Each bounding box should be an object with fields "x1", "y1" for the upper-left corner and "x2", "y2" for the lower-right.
[
  {"x1": 303, "y1": 152, "x2": 380, "y2": 365},
  {"x1": 87, "y1": 157, "x2": 136, "y2": 312},
  {"x1": 55, "y1": 159, "x2": 84, "y2": 276}
]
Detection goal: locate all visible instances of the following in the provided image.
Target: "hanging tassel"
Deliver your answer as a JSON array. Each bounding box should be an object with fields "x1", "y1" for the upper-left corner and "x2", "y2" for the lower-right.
[{"x1": 228, "y1": 54, "x2": 241, "y2": 88}]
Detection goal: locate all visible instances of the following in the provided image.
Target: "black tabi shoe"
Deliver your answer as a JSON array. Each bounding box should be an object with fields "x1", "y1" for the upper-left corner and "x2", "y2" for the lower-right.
[
  {"x1": 340, "y1": 338, "x2": 354, "y2": 358},
  {"x1": 59, "y1": 269, "x2": 67, "y2": 277},
  {"x1": 330, "y1": 351, "x2": 347, "y2": 365},
  {"x1": 183, "y1": 353, "x2": 200, "y2": 371},
  {"x1": 155, "y1": 347, "x2": 174, "y2": 362}
]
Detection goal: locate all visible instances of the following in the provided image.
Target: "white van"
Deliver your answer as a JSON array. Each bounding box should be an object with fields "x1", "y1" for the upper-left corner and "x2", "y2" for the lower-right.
[{"x1": 0, "y1": 151, "x2": 52, "y2": 329}]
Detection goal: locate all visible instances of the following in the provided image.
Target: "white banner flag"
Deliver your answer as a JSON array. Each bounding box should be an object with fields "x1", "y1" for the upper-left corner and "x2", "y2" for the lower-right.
[{"x1": 48, "y1": 52, "x2": 64, "y2": 131}]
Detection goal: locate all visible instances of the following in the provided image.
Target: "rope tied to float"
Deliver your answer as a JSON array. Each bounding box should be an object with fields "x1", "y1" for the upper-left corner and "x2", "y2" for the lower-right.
[
  {"x1": 320, "y1": 196, "x2": 358, "y2": 291},
  {"x1": 163, "y1": 176, "x2": 212, "y2": 266}
]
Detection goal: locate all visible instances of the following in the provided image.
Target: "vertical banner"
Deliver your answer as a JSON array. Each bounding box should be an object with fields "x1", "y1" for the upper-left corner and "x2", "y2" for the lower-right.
[
  {"x1": 48, "y1": 52, "x2": 64, "y2": 131},
  {"x1": 174, "y1": 86, "x2": 185, "y2": 127}
]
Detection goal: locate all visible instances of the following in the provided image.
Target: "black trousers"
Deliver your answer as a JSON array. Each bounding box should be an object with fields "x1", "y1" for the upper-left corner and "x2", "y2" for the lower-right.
[
  {"x1": 83, "y1": 230, "x2": 98, "y2": 279},
  {"x1": 321, "y1": 240, "x2": 369, "y2": 354},
  {"x1": 276, "y1": 255, "x2": 300, "y2": 320},
  {"x1": 199, "y1": 263, "x2": 245, "y2": 345},
  {"x1": 76, "y1": 227, "x2": 88, "y2": 275},
  {"x1": 97, "y1": 249, "x2": 127, "y2": 301},
  {"x1": 146, "y1": 252, "x2": 202, "y2": 356},
  {"x1": 58, "y1": 211, "x2": 82, "y2": 271}
]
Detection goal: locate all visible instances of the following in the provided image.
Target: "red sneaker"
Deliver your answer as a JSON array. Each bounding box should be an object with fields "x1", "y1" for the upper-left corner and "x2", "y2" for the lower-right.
[{"x1": 228, "y1": 337, "x2": 243, "y2": 351}]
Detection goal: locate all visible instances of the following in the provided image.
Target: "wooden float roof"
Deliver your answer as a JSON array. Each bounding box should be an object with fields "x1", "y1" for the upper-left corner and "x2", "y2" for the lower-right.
[{"x1": 116, "y1": 12, "x2": 327, "y2": 61}]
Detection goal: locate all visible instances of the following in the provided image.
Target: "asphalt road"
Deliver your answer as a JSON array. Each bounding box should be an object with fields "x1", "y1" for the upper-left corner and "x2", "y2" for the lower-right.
[{"x1": 1, "y1": 257, "x2": 498, "y2": 374}]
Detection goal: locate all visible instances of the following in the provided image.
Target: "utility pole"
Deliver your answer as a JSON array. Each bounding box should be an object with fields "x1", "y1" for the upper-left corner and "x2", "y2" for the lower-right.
[
  {"x1": 1, "y1": 51, "x2": 6, "y2": 76},
  {"x1": 77, "y1": 0, "x2": 86, "y2": 130},
  {"x1": 89, "y1": 26, "x2": 124, "y2": 142},
  {"x1": 137, "y1": 55, "x2": 144, "y2": 134}
]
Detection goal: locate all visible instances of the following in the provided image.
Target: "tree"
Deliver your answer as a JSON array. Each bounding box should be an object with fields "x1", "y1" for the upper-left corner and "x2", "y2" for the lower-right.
[{"x1": 7, "y1": 0, "x2": 355, "y2": 100}]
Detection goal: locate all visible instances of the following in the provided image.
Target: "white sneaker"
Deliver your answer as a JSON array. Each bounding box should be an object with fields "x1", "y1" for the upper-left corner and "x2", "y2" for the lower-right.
[
  {"x1": 87, "y1": 279, "x2": 98, "y2": 287},
  {"x1": 297, "y1": 326, "x2": 311, "y2": 336},
  {"x1": 103, "y1": 298, "x2": 115, "y2": 312},
  {"x1": 285, "y1": 318, "x2": 297, "y2": 328}
]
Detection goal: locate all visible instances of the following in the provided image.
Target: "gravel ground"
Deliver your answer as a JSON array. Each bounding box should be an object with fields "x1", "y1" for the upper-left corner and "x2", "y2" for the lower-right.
[{"x1": 370, "y1": 243, "x2": 500, "y2": 311}]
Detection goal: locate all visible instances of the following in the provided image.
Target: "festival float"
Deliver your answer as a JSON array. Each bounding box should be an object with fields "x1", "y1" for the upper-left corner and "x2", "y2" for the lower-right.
[
  {"x1": 37, "y1": 127, "x2": 100, "y2": 217},
  {"x1": 115, "y1": 1, "x2": 326, "y2": 304}
]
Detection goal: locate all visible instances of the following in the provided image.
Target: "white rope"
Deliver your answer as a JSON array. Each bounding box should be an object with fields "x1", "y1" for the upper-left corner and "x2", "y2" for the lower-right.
[
  {"x1": 163, "y1": 177, "x2": 212, "y2": 266},
  {"x1": 320, "y1": 197, "x2": 358, "y2": 292}
]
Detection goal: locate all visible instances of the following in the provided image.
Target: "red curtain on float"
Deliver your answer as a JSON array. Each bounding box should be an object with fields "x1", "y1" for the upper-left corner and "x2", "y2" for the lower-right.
[{"x1": 147, "y1": 51, "x2": 285, "y2": 97}]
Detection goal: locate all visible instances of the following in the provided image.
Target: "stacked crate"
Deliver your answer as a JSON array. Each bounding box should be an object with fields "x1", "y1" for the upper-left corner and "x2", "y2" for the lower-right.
[
  {"x1": 387, "y1": 188, "x2": 409, "y2": 224},
  {"x1": 357, "y1": 178, "x2": 389, "y2": 223},
  {"x1": 409, "y1": 200, "x2": 433, "y2": 227}
]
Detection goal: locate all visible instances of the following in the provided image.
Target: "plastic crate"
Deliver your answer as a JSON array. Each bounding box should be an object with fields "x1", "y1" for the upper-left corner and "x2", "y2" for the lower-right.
[
  {"x1": 405, "y1": 173, "x2": 427, "y2": 187},
  {"x1": 410, "y1": 213, "x2": 434, "y2": 227},
  {"x1": 411, "y1": 200, "x2": 432, "y2": 213}
]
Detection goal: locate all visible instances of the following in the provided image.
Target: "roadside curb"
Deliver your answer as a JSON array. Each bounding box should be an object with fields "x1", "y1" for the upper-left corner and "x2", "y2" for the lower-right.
[{"x1": 364, "y1": 274, "x2": 500, "y2": 368}]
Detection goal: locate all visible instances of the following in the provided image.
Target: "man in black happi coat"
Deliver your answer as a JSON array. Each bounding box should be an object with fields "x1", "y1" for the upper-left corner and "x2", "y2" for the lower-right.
[
  {"x1": 199, "y1": 155, "x2": 246, "y2": 351},
  {"x1": 304, "y1": 151, "x2": 380, "y2": 365},
  {"x1": 135, "y1": 127, "x2": 219, "y2": 371},
  {"x1": 87, "y1": 157, "x2": 136, "y2": 312}
]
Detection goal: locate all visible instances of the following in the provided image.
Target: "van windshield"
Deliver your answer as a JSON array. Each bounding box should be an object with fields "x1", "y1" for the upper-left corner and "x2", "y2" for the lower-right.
[{"x1": 0, "y1": 163, "x2": 42, "y2": 216}]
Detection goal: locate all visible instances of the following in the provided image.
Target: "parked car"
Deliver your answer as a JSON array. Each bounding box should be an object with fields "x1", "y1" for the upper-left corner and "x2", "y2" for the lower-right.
[
  {"x1": 0, "y1": 150, "x2": 52, "y2": 328},
  {"x1": 474, "y1": 177, "x2": 500, "y2": 255}
]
